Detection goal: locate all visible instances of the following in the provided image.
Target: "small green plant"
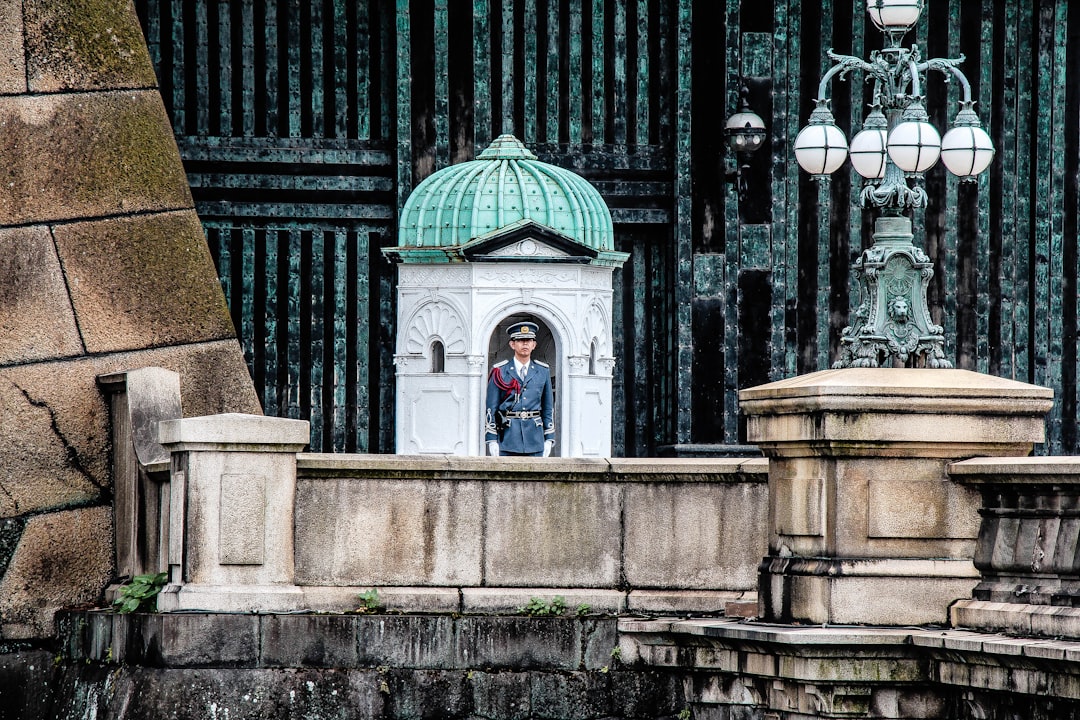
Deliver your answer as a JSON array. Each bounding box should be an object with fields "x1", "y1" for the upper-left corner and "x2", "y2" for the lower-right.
[
  {"x1": 610, "y1": 646, "x2": 622, "y2": 660},
  {"x1": 519, "y1": 595, "x2": 567, "y2": 617},
  {"x1": 575, "y1": 602, "x2": 591, "y2": 617},
  {"x1": 677, "y1": 708, "x2": 692, "y2": 720},
  {"x1": 112, "y1": 572, "x2": 167, "y2": 614},
  {"x1": 355, "y1": 589, "x2": 383, "y2": 614}
]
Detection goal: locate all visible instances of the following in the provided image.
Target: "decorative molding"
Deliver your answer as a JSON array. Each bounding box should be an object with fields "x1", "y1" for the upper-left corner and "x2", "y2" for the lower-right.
[
  {"x1": 567, "y1": 356, "x2": 588, "y2": 371},
  {"x1": 477, "y1": 268, "x2": 577, "y2": 286},
  {"x1": 405, "y1": 303, "x2": 468, "y2": 355},
  {"x1": 486, "y1": 238, "x2": 571, "y2": 258},
  {"x1": 397, "y1": 266, "x2": 471, "y2": 287},
  {"x1": 581, "y1": 301, "x2": 610, "y2": 355}
]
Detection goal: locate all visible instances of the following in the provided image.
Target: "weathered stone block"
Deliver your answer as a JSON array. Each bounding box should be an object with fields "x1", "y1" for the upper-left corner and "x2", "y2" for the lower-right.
[
  {"x1": 260, "y1": 614, "x2": 359, "y2": 668},
  {"x1": 0, "y1": 341, "x2": 259, "y2": 519},
  {"x1": 154, "y1": 613, "x2": 261, "y2": 667},
  {"x1": 0, "y1": 225, "x2": 82, "y2": 363},
  {"x1": 470, "y1": 670, "x2": 533, "y2": 720},
  {"x1": 54, "y1": 211, "x2": 235, "y2": 353},
  {"x1": 23, "y1": 0, "x2": 157, "y2": 92},
  {"x1": 623, "y1": 480, "x2": 765, "y2": 589},
  {"x1": 294, "y1": 478, "x2": 483, "y2": 586},
  {"x1": 484, "y1": 481, "x2": 620, "y2": 586},
  {"x1": 530, "y1": 671, "x2": 611, "y2": 720},
  {"x1": 353, "y1": 615, "x2": 458, "y2": 669},
  {"x1": 0, "y1": 506, "x2": 112, "y2": 639},
  {"x1": 0, "y1": 91, "x2": 192, "y2": 225},
  {"x1": 456, "y1": 616, "x2": 580, "y2": 670},
  {"x1": 0, "y1": 2, "x2": 26, "y2": 96}
]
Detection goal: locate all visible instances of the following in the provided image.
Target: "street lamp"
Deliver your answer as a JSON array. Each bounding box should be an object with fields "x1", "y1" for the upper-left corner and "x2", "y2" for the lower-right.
[{"x1": 794, "y1": 0, "x2": 994, "y2": 369}]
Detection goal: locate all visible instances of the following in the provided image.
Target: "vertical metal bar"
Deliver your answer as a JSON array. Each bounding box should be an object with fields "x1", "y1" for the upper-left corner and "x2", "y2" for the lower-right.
[
  {"x1": 1047, "y1": 0, "x2": 1069, "y2": 451},
  {"x1": 264, "y1": 0, "x2": 279, "y2": 136},
  {"x1": 241, "y1": 0, "x2": 255, "y2": 136},
  {"x1": 673, "y1": 0, "x2": 692, "y2": 443},
  {"x1": 333, "y1": 228, "x2": 349, "y2": 451},
  {"x1": 591, "y1": 0, "x2": 604, "y2": 145},
  {"x1": 772, "y1": 0, "x2": 791, "y2": 379},
  {"x1": 502, "y1": 0, "x2": 515, "y2": 134},
  {"x1": 632, "y1": 235, "x2": 648, "y2": 453},
  {"x1": 356, "y1": 0, "x2": 371, "y2": 139},
  {"x1": 976, "y1": 0, "x2": 993, "y2": 374},
  {"x1": 475, "y1": 0, "x2": 492, "y2": 148},
  {"x1": 214, "y1": 226, "x2": 231, "y2": 308},
  {"x1": 435, "y1": 0, "x2": 451, "y2": 165},
  {"x1": 397, "y1": 0, "x2": 413, "y2": 209},
  {"x1": 288, "y1": 0, "x2": 303, "y2": 136},
  {"x1": 195, "y1": 0, "x2": 210, "y2": 135},
  {"x1": 612, "y1": 0, "x2": 626, "y2": 145},
  {"x1": 287, "y1": 228, "x2": 302, "y2": 419},
  {"x1": 568, "y1": 0, "x2": 583, "y2": 142},
  {"x1": 784, "y1": 0, "x2": 801, "y2": 377},
  {"x1": 1015, "y1": 2, "x2": 1034, "y2": 383},
  {"x1": 217, "y1": 0, "x2": 232, "y2": 134},
  {"x1": 264, "y1": 229, "x2": 280, "y2": 418},
  {"x1": 170, "y1": 0, "x2": 186, "y2": 132},
  {"x1": 634, "y1": 0, "x2": 648, "y2": 145},
  {"x1": 333, "y1": 0, "x2": 349, "y2": 138},
  {"x1": 241, "y1": 228, "x2": 256, "y2": 368},
  {"x1": 545, "y1": 0, "x2": 559, "y2": 143},
  {"x1": 523, "y1": 0, "x2": 537, "y2": 143},
  {"x1": 999, "y1": 1, "x2": 1019, "y2": 378},
  {"x1": 310, "y1": 0, "x2": 325, "y2": 137},
  {"x1": 309, "y1": 231, "x2": 325, "y2": 451},
  {"x1": 722, "y1": 0, "x2": 740, "y2": 443},
  {"x1": 815, "y1": 0, "x2": 832, "y2": 370},
  {"x1": 941, "y1": 0, "x2": 961, "y2": 354}
]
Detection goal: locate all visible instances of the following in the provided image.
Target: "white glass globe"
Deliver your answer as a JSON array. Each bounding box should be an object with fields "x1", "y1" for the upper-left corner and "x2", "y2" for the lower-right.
[
  {"x1": 794, "y1": 123, "x2": 849, "y2": 176},
  {"x1": 887, "y1": 121, "x2": 941, "y2": 173},
  {"x1": 866, "y1": 0, "x2": 923, "y2": 31},
  {"x1": 848, "y1": 128, "x2": 889, "y2": 179},
  {"x1": 940, "y1": 125, "x2": 995, "y2": 178}
]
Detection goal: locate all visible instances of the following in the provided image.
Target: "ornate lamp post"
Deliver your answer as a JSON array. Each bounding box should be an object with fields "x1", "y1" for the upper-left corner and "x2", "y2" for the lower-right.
[{"x1": 794, "y1": 0, "x2": 994, "y2": 368}]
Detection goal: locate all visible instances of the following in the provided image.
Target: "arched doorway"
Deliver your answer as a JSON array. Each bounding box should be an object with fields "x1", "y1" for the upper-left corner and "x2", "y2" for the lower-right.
[{"x1": 486, "y1": 314, "x2": 560, "y2": 457}]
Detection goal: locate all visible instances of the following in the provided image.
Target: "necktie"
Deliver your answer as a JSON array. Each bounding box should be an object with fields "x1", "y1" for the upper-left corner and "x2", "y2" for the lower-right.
[{"x1": 521, "y1": 364, "x2": 527, "y2": 378}]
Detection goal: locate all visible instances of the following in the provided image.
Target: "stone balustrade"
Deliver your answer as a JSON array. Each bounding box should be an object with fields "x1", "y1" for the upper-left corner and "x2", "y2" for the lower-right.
[
  {"x1": 154, "y1": 412, "x2": 768, "y2": 615},
  {"x1": 950, "y1": 456, "x2": 1080, "y2": 638}
]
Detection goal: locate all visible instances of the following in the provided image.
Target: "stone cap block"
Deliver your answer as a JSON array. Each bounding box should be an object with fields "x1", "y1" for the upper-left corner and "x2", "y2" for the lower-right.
[
  {"x1": 740, "y1": 368, "x2": 1053, "y2": 447},
  {"x1": 950, "y1": 456, "x2": 1080, "y2": 484},
  {"x1": 160, "y1": 413, "x2": 309, "y2": 451},
  {"x1": 741, "y1": 368, "x2": 1053, "y2": 414}
]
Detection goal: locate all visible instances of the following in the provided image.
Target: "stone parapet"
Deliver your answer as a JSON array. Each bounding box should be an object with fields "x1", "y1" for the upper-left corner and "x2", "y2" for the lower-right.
[
  {"x1": 950, "y1": 456, "x2": 1080, "y2": 638},
  {"x1": 740, "y1": 368, "x2": 1054, "y2": 626},
  {"x1": 292, "y1": 454, "x2": 768, "y2": 614}
]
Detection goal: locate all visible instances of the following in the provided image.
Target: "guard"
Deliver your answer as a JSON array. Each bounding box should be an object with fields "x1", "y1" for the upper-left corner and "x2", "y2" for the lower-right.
[{"x1": 485, "y1": 321, "x2": 555, "y2": 456}]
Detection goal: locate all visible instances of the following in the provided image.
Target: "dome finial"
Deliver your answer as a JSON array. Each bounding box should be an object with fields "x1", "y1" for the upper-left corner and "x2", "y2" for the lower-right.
[{"x1": 477, "y1": 134, "x2": 538, "y2": 160}]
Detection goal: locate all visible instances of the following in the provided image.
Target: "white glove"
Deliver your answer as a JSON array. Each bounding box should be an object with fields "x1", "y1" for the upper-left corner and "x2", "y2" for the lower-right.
[
  {"x1": 543, "y1": 440, "x2": 554, "y2": 457},
  {"x1": 487, "y1": 441, "x2": 500, "y2": 456}
]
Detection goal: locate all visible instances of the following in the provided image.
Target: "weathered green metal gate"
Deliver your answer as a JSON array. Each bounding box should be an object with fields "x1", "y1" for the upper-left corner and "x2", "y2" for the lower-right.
[{"x1": 136, "y1": 0, "x2": 1080, "y2": 455}]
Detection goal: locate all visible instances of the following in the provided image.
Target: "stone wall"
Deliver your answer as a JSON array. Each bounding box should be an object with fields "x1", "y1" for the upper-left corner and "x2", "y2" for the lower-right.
[{"x1": 0, "y1": 0, "x2": 260, "y2": 641}]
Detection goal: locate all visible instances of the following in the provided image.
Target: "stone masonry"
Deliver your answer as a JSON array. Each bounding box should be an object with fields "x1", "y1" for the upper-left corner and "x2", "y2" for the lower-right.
[{"x1": 0, "y1": 0, "x2": 261, "y2": 641}]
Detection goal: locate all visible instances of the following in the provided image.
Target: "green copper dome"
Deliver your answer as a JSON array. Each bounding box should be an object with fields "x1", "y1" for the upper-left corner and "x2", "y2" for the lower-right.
[{"x1": 396, "y1": 135, "x2": 614, "y2": 252}]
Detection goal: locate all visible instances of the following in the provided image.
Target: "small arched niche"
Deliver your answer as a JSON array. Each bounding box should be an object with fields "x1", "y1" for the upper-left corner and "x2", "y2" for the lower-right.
[{"x1": 430, "y1": 340, "x2": 445, "y2": 373}]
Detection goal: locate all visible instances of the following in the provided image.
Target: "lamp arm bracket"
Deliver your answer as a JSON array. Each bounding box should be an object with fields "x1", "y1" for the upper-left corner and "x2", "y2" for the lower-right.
[
  {"x1": 924, "y1": 56, "x2": 973, "y2": 103},
  {"x1": 819, "y1": 50, "x2": 876, "y2": 99}
]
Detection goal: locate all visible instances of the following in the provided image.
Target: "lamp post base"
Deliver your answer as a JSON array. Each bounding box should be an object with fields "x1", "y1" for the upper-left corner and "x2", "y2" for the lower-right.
[{"x1": 833, "y1": 216, "x2": 952, "y2": 369}]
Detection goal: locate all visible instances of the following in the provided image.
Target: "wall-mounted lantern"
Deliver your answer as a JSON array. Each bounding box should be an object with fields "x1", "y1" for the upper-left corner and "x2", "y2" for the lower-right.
[{"x1": 724, "y1": 85, "x2": 767, "y2": 203}]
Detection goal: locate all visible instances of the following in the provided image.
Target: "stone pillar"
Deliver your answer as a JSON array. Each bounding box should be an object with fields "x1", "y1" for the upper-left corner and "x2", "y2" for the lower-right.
[
  {"x1": 740, "y1": 368, "x2": 1053, "y2": 625},
  {"x1": 157, "y1": 413, "x2": 310, "y2": 612}
]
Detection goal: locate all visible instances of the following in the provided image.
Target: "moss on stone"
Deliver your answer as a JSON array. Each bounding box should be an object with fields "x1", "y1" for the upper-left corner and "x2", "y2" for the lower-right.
[{"x1": 24, "y1": 0, "x2": 157, "y2": 92}]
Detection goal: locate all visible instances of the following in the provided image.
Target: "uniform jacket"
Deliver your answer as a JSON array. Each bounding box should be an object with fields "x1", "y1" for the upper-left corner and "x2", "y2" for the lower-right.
[{"x1": 485, "y1": 359, "x2": 554, "y2": 454}]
